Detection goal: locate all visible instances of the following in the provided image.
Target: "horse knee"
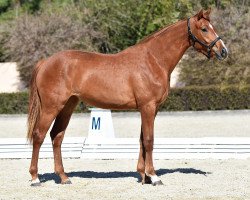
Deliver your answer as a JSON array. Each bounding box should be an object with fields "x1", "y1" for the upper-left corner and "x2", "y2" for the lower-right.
[{"x1": 54, "y1": 166, "x2": 64, "y2": 175}]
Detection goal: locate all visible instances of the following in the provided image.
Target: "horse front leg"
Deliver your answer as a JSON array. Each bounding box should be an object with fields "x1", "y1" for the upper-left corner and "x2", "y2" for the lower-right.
[
  {"x1": 137, "y1": 127, "x2": 152, "y2": 184},
  {"x1": 139, "y1": 103, "x2": 163, "y2": 186}
]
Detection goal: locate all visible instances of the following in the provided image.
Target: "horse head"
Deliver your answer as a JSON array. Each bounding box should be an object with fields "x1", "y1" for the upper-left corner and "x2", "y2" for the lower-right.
[{"x1": 188, "y1": 8, "x2": 228, "y2": 60}]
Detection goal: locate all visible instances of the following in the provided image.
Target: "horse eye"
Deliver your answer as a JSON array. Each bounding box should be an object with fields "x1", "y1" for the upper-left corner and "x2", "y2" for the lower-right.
[{"x1": 201, "y1": 28, "x2": 208, "y2": 32}]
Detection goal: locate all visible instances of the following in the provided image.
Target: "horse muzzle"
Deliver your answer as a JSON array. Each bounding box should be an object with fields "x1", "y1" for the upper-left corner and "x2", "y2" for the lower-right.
[
  {"x1": 221, "y1": 47, "x2": 228, "y2": 59},
  {"x1": 215, "y1": 47, "x2": 228, "y2": 60}
]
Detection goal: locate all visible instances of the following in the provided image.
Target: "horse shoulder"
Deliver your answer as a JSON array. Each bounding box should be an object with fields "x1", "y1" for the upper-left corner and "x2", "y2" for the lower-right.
[{"x1": 146, "y1": 51, "x2": 168, "y2": 86}]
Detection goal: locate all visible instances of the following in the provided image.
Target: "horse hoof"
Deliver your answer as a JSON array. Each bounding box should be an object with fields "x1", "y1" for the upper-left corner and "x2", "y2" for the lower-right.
[
  {"x1": 150, "y1": 175, "x2": 163, "y2": 186},
  {"x1": 152, "y1": 180, "x2": 164, "y2": 186},
  {"x1": 31, "y1": 182, "x2": 41, "y2": 187},
  {"x1": 62, "y1": 179, "x2": 72, "y2": 185},
  {"x1": 30, "y1": 178, "x2": 41, "y2": 187}
]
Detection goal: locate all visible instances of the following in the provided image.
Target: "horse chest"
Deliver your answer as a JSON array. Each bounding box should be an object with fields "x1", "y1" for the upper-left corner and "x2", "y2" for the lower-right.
[
  {"x1": 135, "y1": 71, "x2": 169, "y2": 105},
  {"x1": 158, "y1": 86, "x2": 169, "y2": 105},
  {"x1": 154, "y1": 80, "x2": 169, "y2": 105}
]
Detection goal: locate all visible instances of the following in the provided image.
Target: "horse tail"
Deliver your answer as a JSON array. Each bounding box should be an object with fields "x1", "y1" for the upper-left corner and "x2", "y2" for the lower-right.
[{"x1": 27, "y1": 60, "x2": 44, "y2": 143}]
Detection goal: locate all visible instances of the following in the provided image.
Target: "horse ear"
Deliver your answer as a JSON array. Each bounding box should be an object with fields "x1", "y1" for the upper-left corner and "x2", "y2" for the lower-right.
[
  {"x1": 197, "y1": 9, "x2": 204, "y2": 20},
  {"x1": 203, "y1": 8, "x2": 211, "y2": 20},
  {"x1": 197, "y1": 8, "x2": 211, "y2": 21}
]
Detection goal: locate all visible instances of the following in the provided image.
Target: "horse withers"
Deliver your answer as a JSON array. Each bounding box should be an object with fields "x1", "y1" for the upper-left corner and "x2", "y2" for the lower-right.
[{"x1": 27, "y1": 9, "x2": 228, "y2": 186}]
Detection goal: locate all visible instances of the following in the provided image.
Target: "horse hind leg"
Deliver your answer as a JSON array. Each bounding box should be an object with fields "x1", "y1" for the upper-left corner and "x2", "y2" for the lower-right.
[
  {"x1": 50, "y1": 96, "x2": 79, "y2": 184},
  {"x1": 29, "y1": 110, "x2": 59, "y2": 186}
]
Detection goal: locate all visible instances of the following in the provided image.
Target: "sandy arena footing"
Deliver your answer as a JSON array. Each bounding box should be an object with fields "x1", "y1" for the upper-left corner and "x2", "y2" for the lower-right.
[{"x1": 0, "y1": 158, "x2": 250, "y2": 200}]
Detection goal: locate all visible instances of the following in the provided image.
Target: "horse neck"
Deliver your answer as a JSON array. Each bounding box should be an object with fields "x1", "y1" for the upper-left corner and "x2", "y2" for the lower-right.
[{"x1": 144, "y1": 19, "x2": 190, "y2": 73}]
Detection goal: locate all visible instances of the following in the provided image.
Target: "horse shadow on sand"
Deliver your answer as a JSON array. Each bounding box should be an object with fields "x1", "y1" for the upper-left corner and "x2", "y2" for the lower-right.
[{"x1": 39, "y1": 168, "x2": 211, "y2": 184}]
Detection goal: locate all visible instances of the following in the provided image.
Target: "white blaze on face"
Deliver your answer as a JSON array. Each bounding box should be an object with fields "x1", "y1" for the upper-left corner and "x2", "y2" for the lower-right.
[
  {"x1": 208, "y1": 23, "x2": 228, "y2": 53},
  {"x1": 209, "y1": 23, "x2": 218, "y2": 37},
  {"x1": 219, "y1": 39, "x2": 228, "y2": 51}
]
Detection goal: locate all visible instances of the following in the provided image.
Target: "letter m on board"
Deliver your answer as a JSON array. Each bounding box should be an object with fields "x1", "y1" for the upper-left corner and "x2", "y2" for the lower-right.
[{"x1": 92, "y1": 117, "x2": 101, "y2": 130}]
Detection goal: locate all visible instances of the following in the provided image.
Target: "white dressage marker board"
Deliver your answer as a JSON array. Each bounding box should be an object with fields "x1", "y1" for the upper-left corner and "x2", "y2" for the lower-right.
[
  {"x1": 1, "y1": 137, "x2": 250, "y2": 159},
  {"x1": 88, "y1": 108, "x2": 115, "y2": 139}
]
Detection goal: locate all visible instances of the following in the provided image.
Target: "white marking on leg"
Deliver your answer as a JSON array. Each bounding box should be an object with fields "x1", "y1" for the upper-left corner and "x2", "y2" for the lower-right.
[
  {"x1": 146, "y1": 173, "x2": 161, "y2": 184},
  {"x1": 31, "y1": 178, "x2": 40, "y2": 184},
  {"x1": 150, "y1": 175, "x2": 161, "y2": 183}
]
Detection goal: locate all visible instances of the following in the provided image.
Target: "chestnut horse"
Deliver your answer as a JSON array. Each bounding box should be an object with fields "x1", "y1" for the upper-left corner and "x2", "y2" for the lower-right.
[{"x1": 27, "y1": 9, "x2": 228, "y2": 186}]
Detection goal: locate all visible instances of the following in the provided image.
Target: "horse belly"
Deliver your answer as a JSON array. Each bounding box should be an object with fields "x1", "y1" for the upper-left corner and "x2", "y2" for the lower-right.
[{"x1": 77, "y1": 75, "x2": 136, "y2": 110}]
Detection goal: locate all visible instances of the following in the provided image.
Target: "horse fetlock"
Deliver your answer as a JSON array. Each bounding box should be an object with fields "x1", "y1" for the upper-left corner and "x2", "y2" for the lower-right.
[
  {"x1": 61, "y1": 178, "x2": 72, "y2": 185},
  {"x1": 29, "y1": 167, "x2": 38, "y2": 176},
  {"x1": 145, "y1": 166, "x2": 155, "y2": 175},
  {"x1": 55, "y1": 171, "x2": 70, "y2": 183},
  {"x1": 54, "y1": 168, "x2": 65, "y2": 176}
]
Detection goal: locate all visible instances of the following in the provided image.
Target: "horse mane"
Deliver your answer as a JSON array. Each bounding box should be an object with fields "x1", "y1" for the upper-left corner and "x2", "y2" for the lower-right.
[
  {"x1": 137, "y1": 19, "x2": 187, "y2": 44},
  {"x1": 137, "y1": 12, "x2": 211, "y2": 45}
]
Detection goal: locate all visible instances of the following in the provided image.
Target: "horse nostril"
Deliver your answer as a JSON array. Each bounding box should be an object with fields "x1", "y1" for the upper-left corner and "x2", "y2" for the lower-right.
[{"x1": 221, "y1": 47, "x2": 228, "y2": 58}]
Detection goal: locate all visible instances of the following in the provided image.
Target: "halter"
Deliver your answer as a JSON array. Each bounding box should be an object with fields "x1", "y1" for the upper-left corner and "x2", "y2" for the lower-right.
[{"x1": 187, "y1": 17, "x2": 221, "y2": 59}]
